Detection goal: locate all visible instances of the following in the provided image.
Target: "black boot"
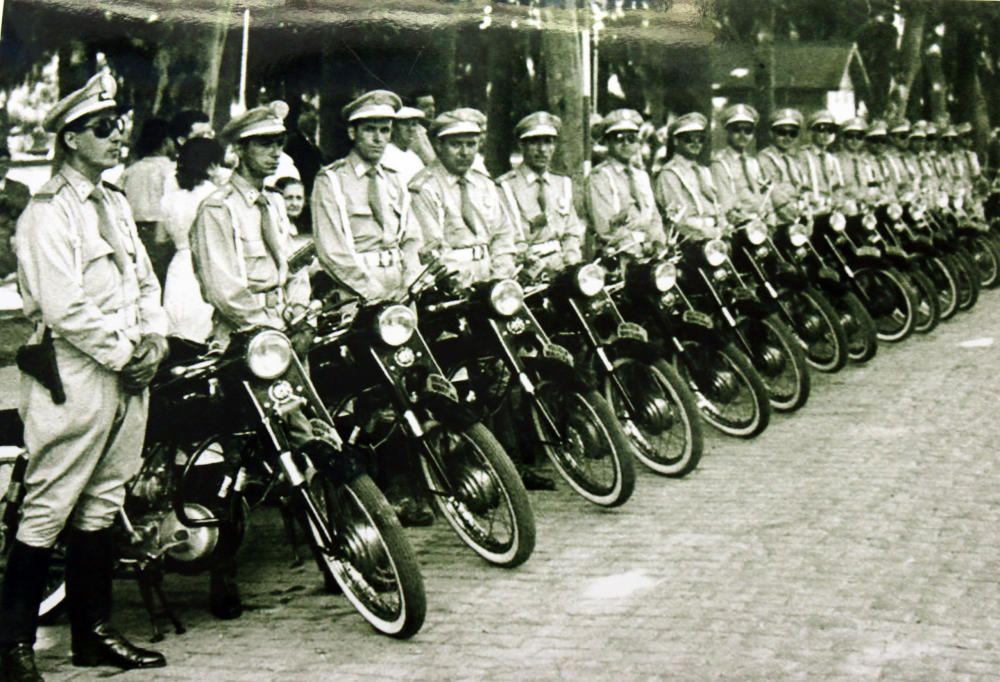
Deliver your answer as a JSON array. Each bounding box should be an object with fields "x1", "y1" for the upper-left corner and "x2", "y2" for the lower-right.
[
  {"x1": 64, "y1": 528, "x2": 166, "y2": 670},
  {"x1": 0, "y1": 541, "x2": 53, "y2": 682},
  {"x1": 208, "y1": 557, "x2": 242, "y2": 620}
]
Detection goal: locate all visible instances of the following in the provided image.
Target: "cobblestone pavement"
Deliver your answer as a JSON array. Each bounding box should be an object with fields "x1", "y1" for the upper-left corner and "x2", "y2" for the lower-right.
[{"x1": 26, "y1": 293, "x2": 1000, "y2": 681}]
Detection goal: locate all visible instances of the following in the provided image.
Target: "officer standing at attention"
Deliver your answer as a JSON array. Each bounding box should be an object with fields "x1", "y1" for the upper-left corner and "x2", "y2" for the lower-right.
[
  {"x1": 0, "y1": 71, "x2": 169, "y2": 681},
  {"x1": 711, "y1": 104, "x2": 772, "y2": 225},
  {"x1": 757, "y1": 108, "x2": 809, "y2": 223},
  {"x1": 797, "y1": 110, "x2": 846, "y2": 209},
  {"x1": 189, "y1": 100, "x2": 311, "y2": 350},
  {"x1": 312, "y1": 90, "x2": 423, "y2": 303},
  {"x1": 835, "y1": 117, "x2": 880, "y2": 212},
  {"x1": 586, "y1": 109, "x2": 665, "y2": 255},
  {"x1": 655, "y1": 112, "x2": 724, "y2": 240},
  {"x1": 497, "y1": 111, "x2": 585, "y2": 280},
  {"x1": 409, "y1": 109, "x2": 517, "y2": 285}
]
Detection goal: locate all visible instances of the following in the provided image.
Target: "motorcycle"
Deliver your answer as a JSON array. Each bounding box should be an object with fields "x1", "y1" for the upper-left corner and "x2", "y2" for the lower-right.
[
  {"x1": 419, "y1": 275, "x2": 635, "y2": 508},
  {"x1": 308, "y1": 273, "x2": 536, "y2": 568}
]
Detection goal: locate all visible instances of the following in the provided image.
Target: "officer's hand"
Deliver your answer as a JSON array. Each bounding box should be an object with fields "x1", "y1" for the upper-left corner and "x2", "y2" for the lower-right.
[
  {"x1": 290, "y1": 327, "x2": 315, "y2": 358},
  {"x1": 528, "y1": 214, "x2": 548, "y2": 231},
  {"x1": 121, "y1": 334, "x2": 169, "y2": 395},
  {"x1": 609, "y1": 208, "x2": 630, "y2": 228}
]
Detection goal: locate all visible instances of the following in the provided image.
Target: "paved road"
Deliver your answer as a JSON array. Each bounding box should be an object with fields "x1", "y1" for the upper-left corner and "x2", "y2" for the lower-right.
[{"x1": 26, "y1": 292, "x2": 1000, "y2": 681}]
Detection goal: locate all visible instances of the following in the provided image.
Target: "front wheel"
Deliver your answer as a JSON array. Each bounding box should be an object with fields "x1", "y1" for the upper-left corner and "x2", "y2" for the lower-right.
[
  {"x1": 951, "y1": 249, "x2": 981, "y2": 311},
  {"x1": 602, "y1": 357, "x2": 703, "y2": 478},
  {"x1": 922, "y1": 256, "x2": 959, "y2": 321},
  {"x1": 830, "y1": 291, "x2": 878, "y2": 363},
  {"x1": 676, "y1": 341, "x2": 771, "y2": 438},
  {"x1": 528, "y1": 386, "x2": 635, "y2": 508},
  {"x1": 300, "y1": 472, "x2": 426, "y2": 638},
  {"x1": 786, "y1": 287, "x2": 848, "y2": 373},
  {"x1": 419, "y1": 422, "x2": 535, "y2": 568},
  {"x1": 745, "y1": 314, "x2": 811, "y2": 412},
  {"x1": 968, "y1": 234, "x2": 1000, "y2": 289},
  {"x1": 854, "y1": 267, "x2": 916, "y2": 342},
  {"x1": 903, "y1": 268, "x2": 941, "y2": 334}
]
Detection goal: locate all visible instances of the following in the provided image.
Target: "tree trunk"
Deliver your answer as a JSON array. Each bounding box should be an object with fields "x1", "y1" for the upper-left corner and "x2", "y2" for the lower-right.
[
  {"x1": 485, "y1": 27, "x2": 514, "y2": 176},
  {"x1": 540, "y1": 0, "x2": 585, "y2": 178},
  {"x1": 892, "y1": 1, "x2": 927, "y2": 118}
]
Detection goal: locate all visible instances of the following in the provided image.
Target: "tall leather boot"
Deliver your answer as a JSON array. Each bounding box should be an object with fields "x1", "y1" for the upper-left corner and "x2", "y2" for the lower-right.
[
  {"x1": 63, "y1": 528, "x2": 166, "y2": 670},
  {"x1": 0, "y1": 541, "x2": 53, "y2": 682}
]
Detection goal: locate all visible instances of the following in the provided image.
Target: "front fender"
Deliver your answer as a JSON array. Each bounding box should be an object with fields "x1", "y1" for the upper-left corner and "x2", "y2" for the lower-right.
[
  {"x1": 607, "y1": 337, "x2": 664, "y2": 366},
  {"x1": 420, "y1": 375, "x2": 480, "y2": 431},
  {"x1": 522, "y1": 353, "x2": 594, "y2": 392},
  {"x1": 299, "y1": 437, "x2": 365, "y2": 486}
]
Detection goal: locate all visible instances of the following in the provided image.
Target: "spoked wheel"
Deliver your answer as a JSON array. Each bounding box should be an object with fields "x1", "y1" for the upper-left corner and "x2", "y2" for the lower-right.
[
  {"x1": 904, "y1": 268, "x2": 941, "y2": 334},
  {"x1": 602, "y1": 357, "x2": 703, "y2": 478},
  {"x1": 676, "y1": 341, "x2": 770, "y2": 438},
  {"x1": 300, "y1": 471, "x2": 426, "y2": 638},
  {"x1": 830, "y1": 291, "x2": 878, "y2": 362},
  {"x1": 922, "y1": 256, "x2": 959, "y2": 321},
  {"x1": 854, "y1": 267, "x2": 917, "y2": 342},
  {"x1": 418, "y1": 422, "x2": 535, "y2": 567},
  {"x1": 968, "y1": 234, "x2": 1000, "y2": 288},
  {"x1": 744, "y1": 314, "x2": 811, "y2": 412},
  {"x1": 952, "y1": 249, "x2": 981, "y2": 311},
  {"x1": 527, "y1": 384, "x2": 635, "y2": 508},
  {"x1": 786, "y1": 287, "x2": 848, "y2": 373}
]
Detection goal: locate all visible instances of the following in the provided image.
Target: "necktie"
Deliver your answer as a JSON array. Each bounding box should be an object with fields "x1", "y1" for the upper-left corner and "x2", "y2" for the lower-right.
[
  {"x1": 536, "y1": 175, "x2": 547, "y2": 215},
  {"x1": 254, "y1": 193, "x2": 288, "y2": 285},
  {"x1": 458, "y1": 175, "x2": 479, "y2": 235},
  {"x1": 366, "y1": 165, "x2": 387, "y2": 229},
  {"x1": 740, "y1": 153, "x2": 758, "y2": 193},
  {"x1": 89, "y1": 186, "x2": 129, "y2": 272},
  {"x1": 851, "y1": 155, "x2": 862, "y2": 187}
]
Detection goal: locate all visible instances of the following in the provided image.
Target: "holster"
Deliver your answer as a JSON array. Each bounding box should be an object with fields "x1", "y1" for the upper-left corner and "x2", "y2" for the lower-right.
[{"x1": 15, "y1": 326, "x2": 66, "y2": 404}]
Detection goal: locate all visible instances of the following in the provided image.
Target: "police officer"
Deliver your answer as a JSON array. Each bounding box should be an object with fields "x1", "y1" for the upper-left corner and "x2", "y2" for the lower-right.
[
  {"x1": 586, "y1": 109, "x2": 665, "y2": 255},
  {"x1": 885, "y1": 118, "x2": 920, "y2": 198},
  {"x1": 835, "y1": 117, "x2": 880, "y2": 212},
  {"x1": 865, "y1": 119, "x2": 904, "y2": 198},
  {"x1": 312, "y1": 90, "x2": 423, "y2": 303},
  {"x1": 655, "y1": 112, "x2": 724, "y2": 240},
  {"x1": 711, "y1": 103, "x2": 771, "y2": 226},
  {"x1": 497, "y1": 111, "x2": 585, "y2": 280},
  {"x1": 1, "y1": 71, "x2": 168, "y2": 681},
  {"x1": 757, "y1": 108, "x2": 809, "y2": 223},
  {"x1": 798, "y1": 110, "x2": 846, "y2": 210},
  {"x1": 409, "y1": 109, "x2": 516, "y2": 286}
]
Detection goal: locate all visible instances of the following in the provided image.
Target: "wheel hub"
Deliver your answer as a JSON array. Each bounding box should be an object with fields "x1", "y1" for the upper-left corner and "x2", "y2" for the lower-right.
[
  {"x1": 709, "y1": 368, "x2": 739, "y2": 402},
  {"x1": 758, "y1": 345, "x2": 787, "y2": 375},
  {"x1": 799, "y1": 313, "x2": 824, "y2": 341},
  {"x1": 567, "y1": 412, "x2": 604, "y2": 459},
  {"x1": 343, "y1": 521, "x2": 388, "y2": 579},
  {"x1": 636, "y1": 395, "x2": 675, "y2": 434},
  {"x1": 454, "y1": 466, "x2": 500, "y2": 514},
  {"x1": 839, "y1": 312, "x2": 856, "y2": 333}
]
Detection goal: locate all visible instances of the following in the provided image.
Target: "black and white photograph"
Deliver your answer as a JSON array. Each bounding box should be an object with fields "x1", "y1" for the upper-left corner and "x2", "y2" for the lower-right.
[{"x1": 0, "y1": 0, "x2": 998, "y2": 679}]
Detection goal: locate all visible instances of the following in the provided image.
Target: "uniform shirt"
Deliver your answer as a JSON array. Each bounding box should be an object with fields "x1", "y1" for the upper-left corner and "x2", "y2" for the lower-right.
[
  {"x1": 655, "y1": 155, "x2": 722, "y2": 240},
  {"x1": 408, "y1": 160, "x2": 516, "y2": 281},
  {"x1": 15, "y1": 165, "x2": 166, "y2": 371},
  {"x1": 797, "y1": 144, "x2": 844, "y2": 199},
  {"x1": 190, "y1": 172, "x2": 310, "y2": 335},
  {"x1": 757, "y1": 146, "x2": 810, "y2": 218},
  {"x1": 711, "y1": 147, "x2": 767, "y2": 216},
  {"x1": 496, "y1": 164, "x2": 585, "y2": 266},
  {"x1": 836, "y1": 150, "x2": 881, "y2": 206},
  {"x1": 585, "y1": 158, "x2": 665, "y2": 253},
  {"x1": 312, "y1": 150, "x2": 422, "y2": 300},
  {"x1": 383, "y1": 143, "x2": 425, "y2": 186},
  {"x1": 121, "y1": 155, "x2": 176, "y2": 223}
]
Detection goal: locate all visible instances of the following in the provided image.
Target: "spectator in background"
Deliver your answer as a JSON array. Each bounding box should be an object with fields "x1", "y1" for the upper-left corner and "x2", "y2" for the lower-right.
[
  {"x1": 0, "y1": 136, "x2": 31, "y2": 280},
  {"x1": 160, "y1": 138, "x2": 226, "y2": 343},
  {"x1": 410, "y1": 94, "x2": 438, "y2": 165},
  {"x1": 383, "y1": 106, "x2": 427, "y2": 185},
  {"x1": 285, "y1": 107, "x2": 324, "y2": 197},
  {"x1": 275, "y1": 176, "x2": 308, "y2": 234},
  {"x1": 122, "y1": 117, "x2": 176, "y2": 283},
  {"x1": 169, "y1": 109, "x2": 214, "y2": 149}
]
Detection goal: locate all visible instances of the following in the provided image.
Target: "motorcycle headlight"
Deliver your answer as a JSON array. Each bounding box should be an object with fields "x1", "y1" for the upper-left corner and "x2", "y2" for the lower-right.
[
  {"x1": 575, "y1": 263, "x2": 606, "y2": 297},
  {"x1": 789, "y1": 222, "x2": 810, "y2": 247},
  {"x1": 703, "y1": 239, "x2": 730, "y2": 267},
  {"x1": 937, "y1": 192, "x2": 950, "y2": 210},
  {"x1": 246, "y1": 329, "x2": 293, "y2": 380},
  {"x1": 954, "y1": 195, "x2": 965, "y2": 211},
  {"x1": 377, "y1": 304, "x2": 417, "y2": 346},
  {"x1": 862, "y1": 213, "x2": 878, "y2": 231},
  {"x1": 652, "y1": 262, "x2": 677, "y2": 292},
  {"x1": 746, "y1": 219, "x2": 768, "y2": 245},
  {"x1": 887, "y1": 203, "x2": 904, "y2": 221},
  {"x1": 489, "y1": 279, "x2": 524, "y2": 316},
  {"x1": 830, "y1": 212, "x2": 847, "y2": 232},
  {"x1": 911, "y1": 205, "x2": 926, "y2": 222}
]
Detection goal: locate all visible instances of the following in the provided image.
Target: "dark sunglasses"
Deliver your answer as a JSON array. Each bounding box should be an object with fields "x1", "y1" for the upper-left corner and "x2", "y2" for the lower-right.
[
  {"x1": 609, "y1": 132, "x2": 639, "y2": 144},
  {"x1": 728, "y1": 124, "x2": 755, "y2": 135},
  {"x1": 843, "y1": 132, "x2": 864, "y2": 140},
  {"x1": 677, "y1": 133, "x2": 706, "y2": 144},
  {"x1": 812, "y1": 125, "x2": 836, "y2": 133},
  {"x1": 773, "y1": 128, "x2": 799, "y2": 139},
  {"x1": 80, "y1": 116, "x2": 125, "y2": 139}
]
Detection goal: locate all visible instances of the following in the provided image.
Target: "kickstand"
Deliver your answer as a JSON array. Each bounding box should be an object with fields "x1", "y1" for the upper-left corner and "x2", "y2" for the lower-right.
[
  {"x1": 134, "y1": 563, "x2": 186, "y2": 642},
  {"x1": 279, "y1": 497, "x2": 305, "y2": 567}
]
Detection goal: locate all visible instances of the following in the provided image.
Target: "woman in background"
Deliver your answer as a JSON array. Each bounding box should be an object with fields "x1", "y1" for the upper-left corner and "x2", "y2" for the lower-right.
[
  {"x1": 160, "y1": 138, "x2": 227, "y2": 342},
  {"x1": 276, "y1": 175, "x2": 308, "y2": 234}
]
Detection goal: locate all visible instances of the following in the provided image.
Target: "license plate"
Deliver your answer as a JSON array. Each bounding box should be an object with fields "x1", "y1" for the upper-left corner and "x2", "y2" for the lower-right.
[
  {"x1": 682, "y1": 310, "x2": 713, "y2": 328},
  {"x1": 857, "y1": 245, "x2": 880, "y2": 258},
  {"x1": 617, "y1": 322, "x2": 648, "y2": 342}
]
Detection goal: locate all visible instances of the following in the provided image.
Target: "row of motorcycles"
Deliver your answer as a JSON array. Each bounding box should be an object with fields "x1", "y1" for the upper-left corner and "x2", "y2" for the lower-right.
[{"x1": 2, "y1": 184, "x2": 997, "y2": 642}]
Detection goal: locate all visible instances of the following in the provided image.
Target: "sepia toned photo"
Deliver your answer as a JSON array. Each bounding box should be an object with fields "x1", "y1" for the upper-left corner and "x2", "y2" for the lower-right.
[{"x1": 0, "y1": 1, "x2": 997, "y2": 679}]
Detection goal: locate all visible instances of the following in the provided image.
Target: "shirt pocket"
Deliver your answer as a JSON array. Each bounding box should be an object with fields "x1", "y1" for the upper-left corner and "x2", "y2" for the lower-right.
[
  {"x1": 79, "y1": 238, "x2": 118, "y2": 300},
  {"x1": 241, "y1": 237, "x2": 275, "y2": 287}
]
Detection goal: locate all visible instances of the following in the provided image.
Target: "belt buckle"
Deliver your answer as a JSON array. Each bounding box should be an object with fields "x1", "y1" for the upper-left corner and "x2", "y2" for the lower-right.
[
  {"x1": 379, "y1": 250, "x2": 394, "y2": 268},
  {"x1": 473, "y1": 245, "x2": 486, "y2": 261}
]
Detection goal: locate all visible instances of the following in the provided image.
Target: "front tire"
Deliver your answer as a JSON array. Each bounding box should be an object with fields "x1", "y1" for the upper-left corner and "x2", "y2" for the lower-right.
[
  {"x1": 676, "y1": 341, "x2": 771, "y2": 438},
  {"x1": 787, "y1": 287, "x2": 848, "y2": 373},
  {"x1": 746, "y1": 314, "x2": 811, "y2": 412},
  {"x1": 831, "y1": 291, "x2": 878, "y2": 362},
  {"x1": 903, "y1": 268, "x2": 941, "y2": 334},
  {"x1": 922, "y1": 256, "x2": 959, "y2": 321},
  {"x1": 528, "y1": 386, "x2": 635, "y2": 508},
  {"x1": 854, "y1": 267, "x2": 916, "y2": 342},
  {"x1": 418, "y1": 422, "x2": 535, "y2": 568},
  {"x1": 603, "y1": 357, "x2": 703, "y2": 478}
]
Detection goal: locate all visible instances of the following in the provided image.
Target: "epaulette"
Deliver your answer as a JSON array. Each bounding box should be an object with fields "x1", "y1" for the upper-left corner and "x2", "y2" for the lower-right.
[
  {"x1": 31, "y1": 174, "x2": 69, "y2": 201},
  {"x1": 407, "y1": 169, "x2": 434, "y2": 193},
  {"x1": 468, "y1": 166, "x2": 491, "y2": 179},
  {"x1": 548, "y1": 170, "x2": 570, "y2": 178},
  {"x1": 496, "y1": 170, "x2": 517, "y2": 184},
  {"x1": 199, "y1": 184, "x2": 234, "y2": 209},
  {"x1": 101, "y1": 179, "x2": 126, "y2": 194},
  {"x1": 321, "y1": 158, "x2": 350, "y2": 173}
]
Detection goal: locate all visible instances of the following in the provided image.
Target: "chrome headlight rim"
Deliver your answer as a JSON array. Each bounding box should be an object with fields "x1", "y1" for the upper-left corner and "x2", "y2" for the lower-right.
[
  {"x1": 745, "y1": 219, "x2": 768, "y2": 246},
  {"x1": 788, "y1": 222, "x2": 810, "y2": 247},
  {"x1": 829, "y1": 211, "x2": 846, "y2": 233},
  {"x1": 652, "y1": 261, "x2": 677, "y2": 292},
  {"x1": 377, "y1": 304, "x2": 417, "y2": 347},
  {"x1": 887, "y1": 203, "x2": 904, "y2": 221},
  {"x1": 861, "y1": 213, "x2": 878, "y2": 231},
  {"x1": 245, "y1": 329, "x2": 293, "y2": 380},
  {"x1": 911, "y1": 205, "x2": 926, "y2": 222},
  {"x1": 703, "y1": 239, "x2": 730, "y2": 267},
  {"x1": 489, "y1": 279, "x2": 525, "y2": 316},
  {"x1": 575, "y1": 263, "x2": 606, "y2": 297}
]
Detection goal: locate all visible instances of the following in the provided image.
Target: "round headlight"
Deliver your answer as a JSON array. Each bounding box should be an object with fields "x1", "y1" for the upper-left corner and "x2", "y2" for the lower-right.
[
  {"x1": 911, "y1": 205, "x2": 926, "y2": 222},
  {"x1": 789, "y1": 223, "x2": 810, "y2": 247},
  {"x1": 862, "y1": 213, "x2": 877, "y2": 231},
  {"x1": 703, "y1": 239, "x2": 730, "y2": 267},
  {"x1": 830, "y1": 212, "x2": 847, "y2": 232},
  {"x1": 377, "y1": 304, "x2": 417, "y2": 346},
  {"x1": 489, "y1": 279, "x2": 524, "y2": 316},
  {"x1": 937, "y1": 192, "x2": 950, "y2": 210},
  {"x1": 246, "y1": 329, "x2": 293, "y2": 380},
  {"x1": 652, "y1": 262, "x2": 677, "y2": 292},
  {"x1": 887, "y1": 203, "x2": 903, "y2": 221},
  {"x1": 954, "y1": 195, "x2": 965, "y2": 211},
  {"x1": 575, "y1": 263, "x2": 606, "y2": 297},
  {"x1": 746, "y1": 219, "x2": 768, "y2": 245}
]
